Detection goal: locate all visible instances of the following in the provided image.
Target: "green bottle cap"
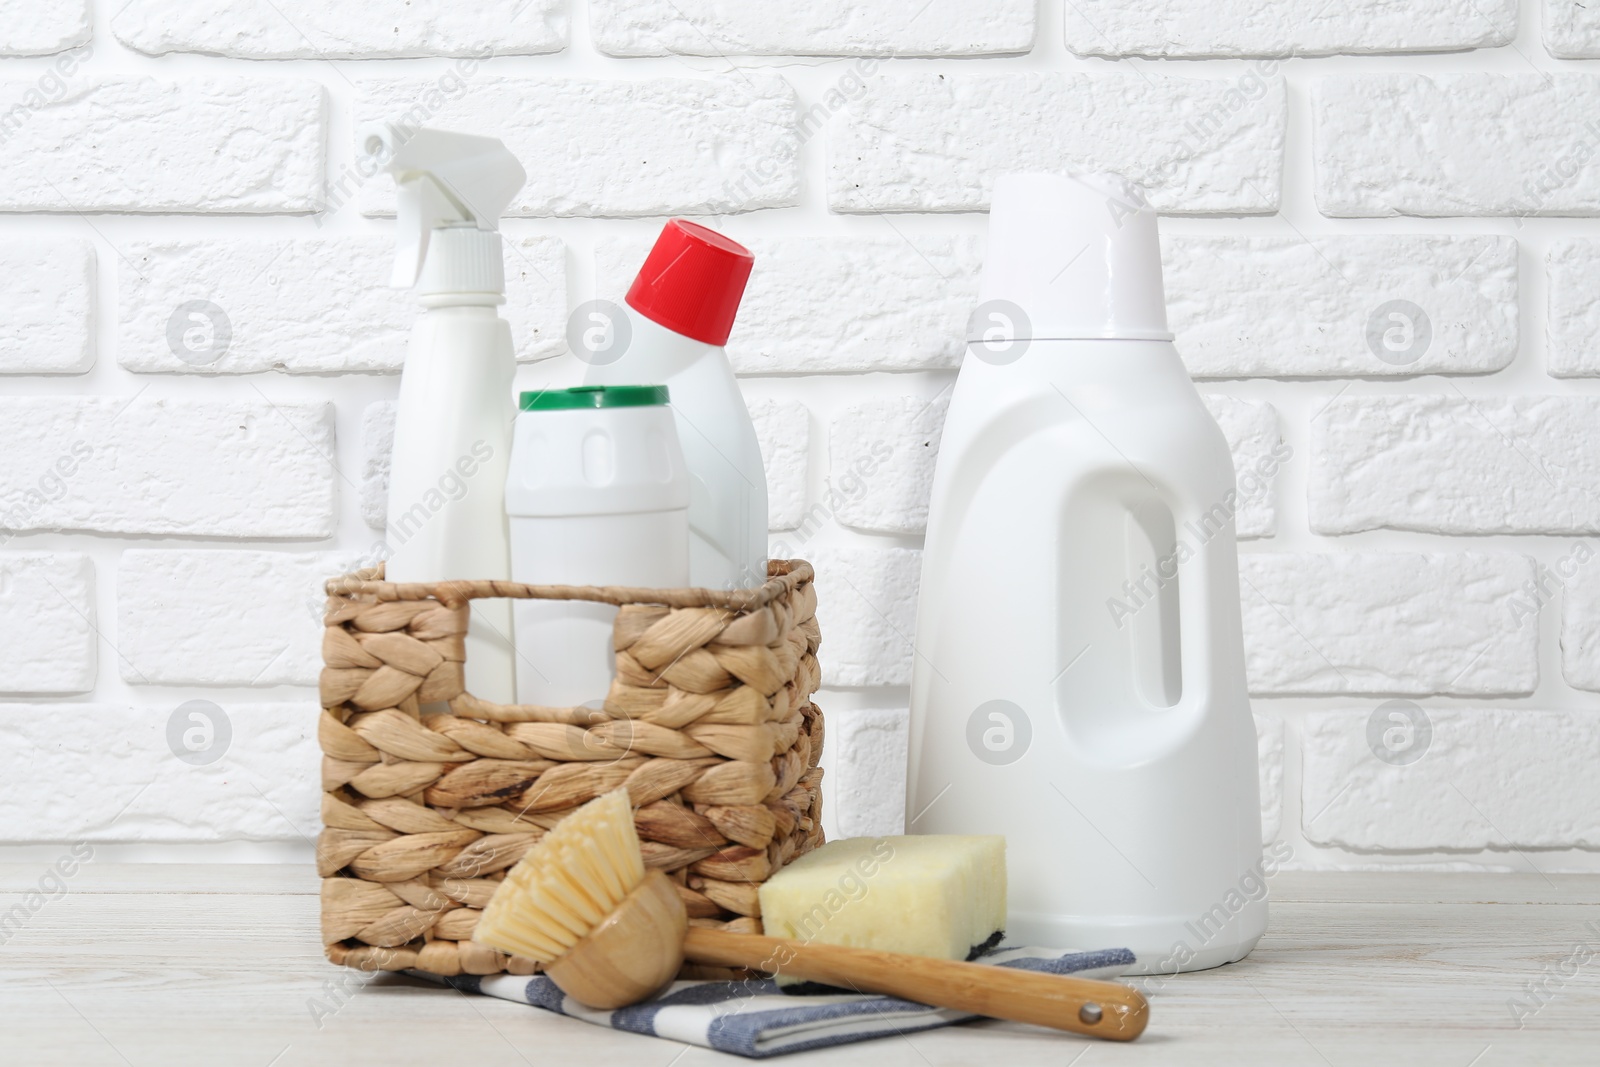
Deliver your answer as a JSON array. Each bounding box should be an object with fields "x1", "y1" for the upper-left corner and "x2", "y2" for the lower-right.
[{"x1": 519, "y1": 385, "x2": 671, "y2": 412}]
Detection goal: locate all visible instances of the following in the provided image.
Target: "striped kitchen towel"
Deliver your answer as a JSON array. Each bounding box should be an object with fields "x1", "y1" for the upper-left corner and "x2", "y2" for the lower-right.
[{"x1": 435, "y1": 945, "x2": 1136, "y2": 1058}]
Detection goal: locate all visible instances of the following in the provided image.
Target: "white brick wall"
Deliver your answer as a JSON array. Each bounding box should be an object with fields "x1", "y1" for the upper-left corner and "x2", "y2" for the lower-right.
[
  {"x1": 1167, "y1": 236, "x2": 1517, "y2": 377},
  {"x1": 361, "y1": 401, "x2": 397, "y2": 531},
  {"x1": 746, "y1": 397, "x2": 811, "y2": 531},
  {"x1": 831, "y1": 72, "x2": 1286, "y2": 214},
  {"x1": 0, "y1": 553, "x2": 95, "y2": 693},
  {"x1": 1547, "y1": 239, "x2": 1600, "y2": 377},
  {"x1": 1240, "y1": 553, "x2": 1537, "y2": 696},
  {"x1": 0, "y1": 398, "x2": 336, "y2": 538},
  {"x1": 0, "y1": 77, "x2": 326, "y2": 213},
  {"x1": 829, "y1": 707, "x2": 910, "y2": 838},
  {"x1": 1560, "y1": 557, "x2": 1600, "y2": 692},
  {"x1": 1, "y1": 9, "x2": 1595, "y2": 874},
  {"x1": 357, "y1": 77, "x2": 800, "y2": 217},
  {"x1": 119, "y1": 238, "x2": 407, "y2": 375},
  {"x1": 0, "y1": 1, "x2": 91, "y2": 56},
  {"x1": 116, "y1": 551, "x2": 349, "y2": 687},
  {"x1": 1311, "y1": 396, "x2": 1600, "y2": 535},
  {"x1": 1203, "y1": 396, "x2": 1282, "y2": 539},
  {"x1": 1314, "y1": 74, "x2": 1600, "y2": 217},
  {"x1": 1068, "y1": 0, "x2": 1516, "y2": 58},
  {"x1": 809, "y1": 544, "x2": 921, "y2": 687},
  {"x1": 593, "y1": 0, "x2": 1034, "y2": 57},
  {"x1": 828, "y1": 393, "x2": 948, "y2": 535},
  {"x1": 113, "y1": 1, "x2": 567, "y2": 59},
  {"x1": 0, "y1": 702, "x2": 318, "y2": 840},
  {"x1": 1545, "y1": 0, "x2": 1600, "y2": 58},
  {"x1": 118, "y1": 236, "x2": 564, "y2": 373},
  {"x1": 0, "y1": 240, "x2": 95, "y2": 374},
  {"x1": 1302, "y1": 709, "x2": 1600, "y2": 850}
]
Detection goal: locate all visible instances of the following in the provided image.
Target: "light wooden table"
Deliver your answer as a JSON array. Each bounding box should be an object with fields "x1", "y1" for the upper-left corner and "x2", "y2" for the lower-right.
[{"x1": 2, "y1": 865, "x2": 1596, "y2": 1065}]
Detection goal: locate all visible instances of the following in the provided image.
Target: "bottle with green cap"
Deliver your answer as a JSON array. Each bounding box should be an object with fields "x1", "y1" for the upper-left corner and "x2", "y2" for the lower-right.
[{"x1": 504, "y1": 385, "x2": 691, "y2": 707}]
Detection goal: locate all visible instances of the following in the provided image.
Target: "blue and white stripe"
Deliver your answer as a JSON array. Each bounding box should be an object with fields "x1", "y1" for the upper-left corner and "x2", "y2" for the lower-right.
[{"x1": 440, "y1": 945, "x2": 1136, "y2": 1058}]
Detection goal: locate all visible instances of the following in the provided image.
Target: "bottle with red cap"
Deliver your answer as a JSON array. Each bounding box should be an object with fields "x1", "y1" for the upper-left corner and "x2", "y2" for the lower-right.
[{"x1": 584, "y1": 218, "x2": 768, "y2": 590}]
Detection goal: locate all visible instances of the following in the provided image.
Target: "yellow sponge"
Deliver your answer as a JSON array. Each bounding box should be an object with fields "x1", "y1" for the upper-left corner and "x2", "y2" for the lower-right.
[{"x1": 758, "y1": 835, "x2": 1006, "y2": 972}]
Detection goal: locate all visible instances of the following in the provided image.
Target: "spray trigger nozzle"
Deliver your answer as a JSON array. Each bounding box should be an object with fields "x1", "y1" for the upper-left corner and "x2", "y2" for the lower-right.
[{"x1": 360, "y1": 123, "x2": 527, "y2": 292}]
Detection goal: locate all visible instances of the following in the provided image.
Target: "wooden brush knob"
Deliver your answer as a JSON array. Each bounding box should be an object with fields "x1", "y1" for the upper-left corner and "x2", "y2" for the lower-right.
[{"x1": 545, "y1": 869, "x2": 687, "y2": 1009}]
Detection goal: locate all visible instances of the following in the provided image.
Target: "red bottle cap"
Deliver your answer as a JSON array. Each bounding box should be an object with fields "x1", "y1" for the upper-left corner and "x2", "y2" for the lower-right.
[{"x1": 625, "y1": 219, "x2": 755, "y2": 347}]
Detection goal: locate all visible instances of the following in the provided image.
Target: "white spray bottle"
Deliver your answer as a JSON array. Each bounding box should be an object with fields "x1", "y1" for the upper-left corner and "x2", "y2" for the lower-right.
[
  {"x1": 906, "y1": 172, "x2": 1265, "y2": 972},
  {"x1": 583, "y1": 219, "x2": 767, "y2": 590},
  {"x1": 365, "y1": 123, "x2": 524, "y2": 705}
]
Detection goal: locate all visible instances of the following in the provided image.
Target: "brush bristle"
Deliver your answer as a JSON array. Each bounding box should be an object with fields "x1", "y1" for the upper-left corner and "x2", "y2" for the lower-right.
[{"x1": 473, "y1": 789, "x2": 647, "y2": 963}]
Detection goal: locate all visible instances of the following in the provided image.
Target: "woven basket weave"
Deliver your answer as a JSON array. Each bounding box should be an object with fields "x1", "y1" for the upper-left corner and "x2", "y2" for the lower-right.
[{"x1": 317, "y1": 559, "x2": 823, "y2": 978}]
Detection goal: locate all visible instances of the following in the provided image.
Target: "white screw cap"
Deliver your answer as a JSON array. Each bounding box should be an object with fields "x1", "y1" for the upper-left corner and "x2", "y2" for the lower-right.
[{"x1": 975, "y1": 170, "x2": 1172, "y2": 342}]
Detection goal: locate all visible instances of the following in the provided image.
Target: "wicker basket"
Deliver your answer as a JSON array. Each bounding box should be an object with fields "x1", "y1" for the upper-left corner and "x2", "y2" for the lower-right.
[{"x1": 316, "y1": 559, "x2": 823, "y2": 977}]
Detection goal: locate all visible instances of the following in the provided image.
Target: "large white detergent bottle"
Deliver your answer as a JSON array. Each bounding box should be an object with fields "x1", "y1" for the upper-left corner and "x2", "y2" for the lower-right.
[
  {"x1": 367, "y1": 124, "x2": 524, "y2": 705},
  {"x1": 584, "y1": 220, "x2": 767, "y2": 591},
  {"x1": 906, "y1": 171, "x2": 1265, "y2": 973}
]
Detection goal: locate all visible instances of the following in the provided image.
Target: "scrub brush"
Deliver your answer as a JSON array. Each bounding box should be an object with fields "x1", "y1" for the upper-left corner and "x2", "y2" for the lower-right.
[{"x1": 472, "y1": 789, "x2": 1148, "y2": 1040}]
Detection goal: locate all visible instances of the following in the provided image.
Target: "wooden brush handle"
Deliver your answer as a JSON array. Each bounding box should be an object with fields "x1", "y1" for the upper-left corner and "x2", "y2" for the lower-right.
[{"x1": 682, "y1": 928, "x2": 1149, "y2": 1041}]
